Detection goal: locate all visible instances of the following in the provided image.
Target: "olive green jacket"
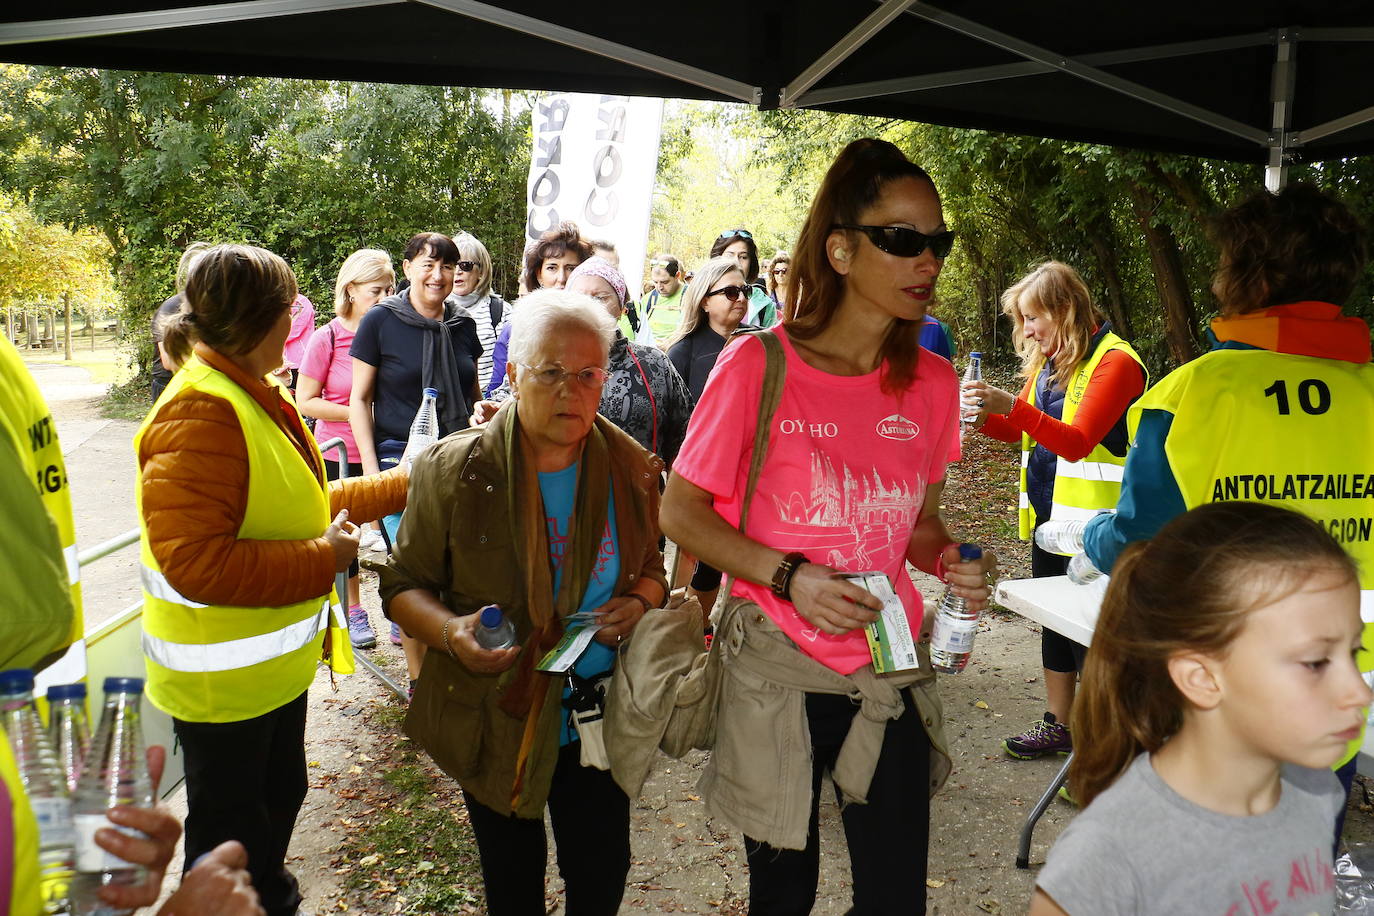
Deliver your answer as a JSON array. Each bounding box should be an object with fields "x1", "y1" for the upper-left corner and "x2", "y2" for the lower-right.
[{"x1": 378, "y1": 404, "x2": 667, "y2": 818}]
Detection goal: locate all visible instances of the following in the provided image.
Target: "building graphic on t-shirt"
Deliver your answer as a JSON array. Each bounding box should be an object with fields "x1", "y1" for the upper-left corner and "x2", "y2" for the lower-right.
[{"x1": 771, "y1": 449, "x2": 922, "y2": 570}]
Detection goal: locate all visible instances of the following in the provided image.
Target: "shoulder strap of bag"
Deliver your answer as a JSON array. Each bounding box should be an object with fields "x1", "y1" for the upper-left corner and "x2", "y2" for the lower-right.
[
  {"x1": 489, "y1": 296, "x2": 503, "y2": 329},
  {"x1": 735, "y1": 328, "x2": 785, "y2": 532}
]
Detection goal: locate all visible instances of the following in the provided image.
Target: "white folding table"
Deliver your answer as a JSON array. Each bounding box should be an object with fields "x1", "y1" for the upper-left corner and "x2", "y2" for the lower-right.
[{"x1": 994, "y1": 576, "x2": 1374, "y2": 868}]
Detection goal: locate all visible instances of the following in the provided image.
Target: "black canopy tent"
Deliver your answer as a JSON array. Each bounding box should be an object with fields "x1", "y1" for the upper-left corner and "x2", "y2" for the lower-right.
[{"x1": 2, "y1": 1, "x2": 1374, "y2": 189}]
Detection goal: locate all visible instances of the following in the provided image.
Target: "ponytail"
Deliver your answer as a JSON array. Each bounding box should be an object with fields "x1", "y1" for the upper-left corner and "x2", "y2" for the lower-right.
[
  {"x1": 1068, "y1": 502, "x2": 1356, "y2": 808},
  {"x1": 158, "y1": 306, "x2": 198, "y2": 367}
]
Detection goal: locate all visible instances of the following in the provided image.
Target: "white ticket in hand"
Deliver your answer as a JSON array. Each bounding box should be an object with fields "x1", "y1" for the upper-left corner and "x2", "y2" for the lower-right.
[{"x1": 843, "y1": 571, "x2": 922, "y2": 674}]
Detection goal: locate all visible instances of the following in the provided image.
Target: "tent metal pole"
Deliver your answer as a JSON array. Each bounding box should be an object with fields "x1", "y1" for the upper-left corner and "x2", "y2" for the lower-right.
[
  {"x1": 1293, "y1": 105, "x2": 1374, "y2": 147},
  {"x1": 1265, "y1": 30, "x2": 1297, "y2": 195},
  {"x1": 415, "y1": 0, "x2": 757, "y2": 103},
  {"x1": 0, "y1": 0, "x2": 395, "y2": 46},
  {"x1": 796, "y1": 32, "x2": 1271, "y2": 107},
  {"x1": 779, "y1": 0, "x2": 917, "y2": 108},
  {"x1": 901, "y1": 4, "x2": 1270, "y2": 147}
]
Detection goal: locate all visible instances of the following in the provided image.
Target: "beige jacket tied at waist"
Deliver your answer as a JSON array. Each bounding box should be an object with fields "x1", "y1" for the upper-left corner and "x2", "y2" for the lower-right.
[{"x1": 701, "y1": 599, "x2": 952, "y2": 851}]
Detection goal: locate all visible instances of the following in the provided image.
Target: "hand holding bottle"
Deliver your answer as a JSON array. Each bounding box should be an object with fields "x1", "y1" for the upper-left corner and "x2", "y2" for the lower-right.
[{"x1": 157, "y1": 842, "x2": 263, "y2": 916}]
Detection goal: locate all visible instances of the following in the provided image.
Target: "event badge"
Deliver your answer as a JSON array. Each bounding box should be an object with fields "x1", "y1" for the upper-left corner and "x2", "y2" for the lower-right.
[
  {"x1": 535, "y1": 612, "x2": 605, "y2": 673},
  {"x1": 843, "y1": 571, "x2": 923, "y2": 674}
]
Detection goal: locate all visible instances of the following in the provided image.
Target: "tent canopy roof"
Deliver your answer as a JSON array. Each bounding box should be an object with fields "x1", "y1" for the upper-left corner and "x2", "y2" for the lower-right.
[{"x1": 3, "y1": 1, "x2": 1374, "y2": 166}]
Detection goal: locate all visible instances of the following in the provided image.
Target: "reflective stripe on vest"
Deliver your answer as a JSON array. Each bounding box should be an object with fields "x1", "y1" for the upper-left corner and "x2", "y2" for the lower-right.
[
  {"x1": 135, "y1": 356, "x2": 354, "y2": 723},
  {"x1": 63, "y1": 544, "x2": 80, "y2": 586},
  {"x1": 1018, "y1": 331, "x2": 1147, "y2": 539},
  {"x1": 143, "y1": 600, "x2": 331, "y2": 673}
]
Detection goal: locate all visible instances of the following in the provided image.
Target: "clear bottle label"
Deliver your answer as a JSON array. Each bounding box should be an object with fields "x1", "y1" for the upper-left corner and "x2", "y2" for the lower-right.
[
  {"x1": 30, "y1": 796, "x2": 74, "y2": 847},
  {"x1": 73, "y1": 814, "x2": 141, "y2": 872},
  {"x1": 931, "y1": 615, "x2": 978, "y2": 655}
]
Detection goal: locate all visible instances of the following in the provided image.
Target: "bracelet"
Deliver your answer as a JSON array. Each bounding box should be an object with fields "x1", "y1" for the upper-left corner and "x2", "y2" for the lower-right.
[
  {"x1": 771, "y1": 551, "x2": 809, "y2": 602},
  {"x1": 626, "y1": 593, "x2": 653, "y2": 614},
  {"x1": 440, "y1": 615, "x2": 458, "y2": 661}
]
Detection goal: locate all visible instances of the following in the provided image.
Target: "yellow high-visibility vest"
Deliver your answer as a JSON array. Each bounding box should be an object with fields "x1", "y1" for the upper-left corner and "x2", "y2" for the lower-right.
[
  {"x1": 0, "y1": 736, "x2": 41, "y2": 916},
  {"x1": 0, "y1": 338, "x2": 81, "y2": 666},
  {"x1": 1141, "y1": 346, "x2": 1374, "y2": 766},
  {"x1": 1018, "y1": 331, "x2": 1147, "y2": 539},
  {"x1": 135, "y1": 355, "x2": 354, "y2": 724}
]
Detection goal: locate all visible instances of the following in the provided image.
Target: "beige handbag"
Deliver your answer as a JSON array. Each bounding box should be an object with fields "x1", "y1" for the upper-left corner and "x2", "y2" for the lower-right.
[{"x1": 605, "y1": 331, "x2": 785, "y2": 793}]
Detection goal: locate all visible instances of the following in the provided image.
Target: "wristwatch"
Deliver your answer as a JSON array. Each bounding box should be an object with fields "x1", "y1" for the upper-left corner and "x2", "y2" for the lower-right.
[{"x1": 770, "y1": 551, "x2": 810, "y2": 602}]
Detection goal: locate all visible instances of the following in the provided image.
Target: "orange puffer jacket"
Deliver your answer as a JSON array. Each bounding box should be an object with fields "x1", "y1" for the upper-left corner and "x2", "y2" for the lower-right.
[{"x1": 139, "y1": 344, "x2": 407, "y2": 608}]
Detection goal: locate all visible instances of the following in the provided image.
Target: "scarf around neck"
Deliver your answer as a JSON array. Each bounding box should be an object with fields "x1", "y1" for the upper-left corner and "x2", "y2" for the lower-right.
[
  {"x1": 1210, "y1": 301, "x2": 1371, "y2": 364},
  {"x1": 496, "y1": 399, "x2": 611, "y2": 807},
  {"x1": 381, "y1": 290, "x2": 470, "y2": 435}
]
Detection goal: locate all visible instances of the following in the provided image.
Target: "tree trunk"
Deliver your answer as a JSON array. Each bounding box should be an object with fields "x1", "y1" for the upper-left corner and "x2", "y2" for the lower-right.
[
  {"x1": 63, "y1": 293, "x2": 73, "y2": 361},
  {"x1": 1088, "y1": 225, "x2": 1134, "y2": 340},
  {"x1": 1130, "y1": 183, "x2": 1200, "y2": 367}
]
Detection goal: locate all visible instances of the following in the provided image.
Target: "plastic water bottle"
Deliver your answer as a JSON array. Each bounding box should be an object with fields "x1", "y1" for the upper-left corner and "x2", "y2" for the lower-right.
[
  {"x1": 1035, "y1": 519, "x2": 1106, "y2": 584},
  {"x1": 69, "y1": 678, "x2": 152, "y2": 916},
  {"x1": 0, "y1": 668, "x2": 74, "y2": 915},
  {"x1": 929, "y1": 544, "x2": 985, "y2": 674},
  {"x1": 473, "y1": 604, "x2": 516, "y2": 651},
  {"x1": 1034, "y1": 519, "x2": 1087, "y2": 556},
  {"x1": 47, "y1": 683, "x2": 91, "y2": 795},
  {"x1": 960, "y1": 352, "x2": 983, "y2": 439},
  {"x1": 401, "y1": 387, "x2": 440, "y2": 468}
]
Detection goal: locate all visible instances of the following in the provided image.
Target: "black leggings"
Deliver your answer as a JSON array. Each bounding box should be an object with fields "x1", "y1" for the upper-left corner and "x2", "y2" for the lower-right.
[
  {"x1": 1032, "y1": 538, "x2": 1086, "y2": 674},
  {"x1": 690, "y1": 560, "x2": 723, "y2": 591},
  {"x1": 745, "y1": 691, "x2": 932, "y2": 915},
  {"x1": 462, "y1": 743, "x2": 630, "y2": 915},
  {"x1": 174, "y1": 692, "x2": 308, "y2": 916},
  {"x1": 323, "y1": 458, "x2": 363, "y2": 580}
]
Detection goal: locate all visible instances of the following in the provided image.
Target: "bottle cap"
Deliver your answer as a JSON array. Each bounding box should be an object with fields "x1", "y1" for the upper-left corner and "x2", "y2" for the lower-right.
[
  {"x1": 46, "y1": 682, "x2": 87, "y2": 701},
  {"x1": 423, "y1": 387, "x2": 439, "y2": 399},
  {"x1": 958, "y1": 543, "x2": 983, "y2": 561},
  {"x1": 103, "y1": 677, "x2": 145, "y2": 694},
  {"x1": 479, "y1": 605, "x2": 504, "y2": 629},
  {"x1": 0, "y1": 669, "x2": 35, "y2": 694},
  {"x1": 969, "y1": 352, "x2": 983, "y2": 360}
]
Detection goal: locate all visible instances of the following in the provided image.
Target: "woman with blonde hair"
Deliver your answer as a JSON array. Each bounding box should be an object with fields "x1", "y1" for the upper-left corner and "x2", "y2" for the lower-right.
[
  {"x1": 298, "y1": 248, "x2": 395, "y2": 646},
  {"x1": 140, "y1": 244, "x2": 406, "y2": 915},
  {"x1": 963, "y1": 259, "x2": 1146, "y2": 762},
  {"x1": 766, "y1": 251, "x2": 791, "y2": 313},
  {"x1": 448, "y1": 231, "x2": 511, "y2": 396}
]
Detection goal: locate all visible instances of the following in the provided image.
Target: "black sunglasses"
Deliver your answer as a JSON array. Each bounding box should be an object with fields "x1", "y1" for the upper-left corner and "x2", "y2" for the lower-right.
[
  {"x1": 832, "y1": 224, "x2": 955, "y2": 259},
  {"x1": 455, "y1": 260, "x2": 477, "y2": 272},
  {"x1": 706, "y1": 284, "x2": 751, "y2": 302}
]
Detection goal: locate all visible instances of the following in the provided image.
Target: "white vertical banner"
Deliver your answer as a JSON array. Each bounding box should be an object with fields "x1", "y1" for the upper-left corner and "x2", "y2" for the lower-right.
[{"x1": 525, "y1": 93, "x2": 664, "y2": 294}]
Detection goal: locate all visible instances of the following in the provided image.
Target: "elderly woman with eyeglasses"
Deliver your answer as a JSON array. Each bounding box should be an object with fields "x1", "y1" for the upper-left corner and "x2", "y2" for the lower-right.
[{"x1": 379, "y1": 288, "x2": 667, "y2": 916}]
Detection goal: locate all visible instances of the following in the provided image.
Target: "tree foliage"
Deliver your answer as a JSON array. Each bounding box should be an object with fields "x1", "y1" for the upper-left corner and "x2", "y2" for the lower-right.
[{"x1": 0, "y1": 67, "x2": 531, "y2": 379}]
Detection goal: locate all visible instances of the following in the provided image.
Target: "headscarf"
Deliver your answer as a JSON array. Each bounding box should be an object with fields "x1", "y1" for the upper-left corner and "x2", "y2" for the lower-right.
[{"x1": 568, "y1": 257, "x2": 627, "y2": 307}]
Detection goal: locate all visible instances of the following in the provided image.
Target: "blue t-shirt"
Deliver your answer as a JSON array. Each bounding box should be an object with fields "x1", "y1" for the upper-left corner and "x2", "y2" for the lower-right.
[{"x1": 538, "y1": 462, "x2": 620, "y2": 745}]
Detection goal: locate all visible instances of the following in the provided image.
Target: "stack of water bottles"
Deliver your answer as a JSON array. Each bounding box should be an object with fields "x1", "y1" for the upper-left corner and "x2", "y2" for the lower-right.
[{"x1": 0, "y1": 670, "x2": 154, "y2": 915}]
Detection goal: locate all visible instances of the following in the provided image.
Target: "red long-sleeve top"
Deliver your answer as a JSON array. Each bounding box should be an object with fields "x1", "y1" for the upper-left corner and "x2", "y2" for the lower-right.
[{"x1": 979, "y1": 350, "x2": 1146, "y2": 459}]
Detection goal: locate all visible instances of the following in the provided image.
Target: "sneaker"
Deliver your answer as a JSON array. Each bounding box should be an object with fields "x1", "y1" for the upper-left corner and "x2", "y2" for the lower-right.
[
  {"x1": 1003, "y1": 712, "x2": 1072, "y2": 760},
  {"x1": 390, "y1": 621, "x2": 403, "y2": 646},
  {"x1": 347, "y1": 605, "x2": 376, "y2": 649},
  {"x1": 359, "y1": 527, "x2": 384, "y2": 552}
]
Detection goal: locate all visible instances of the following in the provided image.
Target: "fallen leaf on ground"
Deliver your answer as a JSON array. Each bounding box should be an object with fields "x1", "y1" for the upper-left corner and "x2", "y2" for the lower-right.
[
  {"x1": 926, "y1": 878, "x2": 945, "y2": 888},
  {"x1": 974, "y1": 700, "x2": 990, "y2": 710}
]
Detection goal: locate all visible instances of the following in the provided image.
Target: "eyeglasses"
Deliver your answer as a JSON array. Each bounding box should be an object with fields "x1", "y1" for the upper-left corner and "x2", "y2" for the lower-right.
[
  {"x1": 706, "y1": 284, "x2": 751, "y2": 302},
  {"x1": 831, "y1": 224, "x2": 956, "y2": 259},
  {"x1": 455, "y1": 260, "x2": 477, "y2": 272},
  {"x1": 718, "y1": 229, "x2": 753, "y2": 241},
  {"x1": 518, "y1": 363, "x2": 611, "y2": 389},
  {"x1": 772, "y1": 266, "x2": 788, "y2": 275}
]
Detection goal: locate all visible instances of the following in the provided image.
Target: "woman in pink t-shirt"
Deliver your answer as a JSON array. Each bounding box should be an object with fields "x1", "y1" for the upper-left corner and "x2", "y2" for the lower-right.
[
  {"x1": 662, "y1": 138, "x2": 998, "y2": 915},
  {"x1": 298, "y1": 248, "x2": 394, "y2": 647}
]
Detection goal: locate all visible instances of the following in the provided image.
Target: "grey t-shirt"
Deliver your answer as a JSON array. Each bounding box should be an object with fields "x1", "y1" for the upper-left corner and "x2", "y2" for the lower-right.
[{"x1": 1038, "y1": 752, "x2": 1341, "y2": 916}]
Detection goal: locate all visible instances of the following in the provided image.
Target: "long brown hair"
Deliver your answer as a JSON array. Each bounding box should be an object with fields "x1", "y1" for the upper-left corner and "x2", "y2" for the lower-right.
[
  {"x1": 1211, "y1": 183, "x2": 1367, "y2": 315},
  {"x1": 788, "y1": 138, "x2": 939, "y2": 395},
  {"x1": 1069, "y1": 501, "x2": 1356, "y2": 808},
  {"x1": 1002, "y1": 261, "x2": 1105, "y2": 391},
  {"x1": 160, "y1": 244, "x2": 297, "y2": 366}
]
